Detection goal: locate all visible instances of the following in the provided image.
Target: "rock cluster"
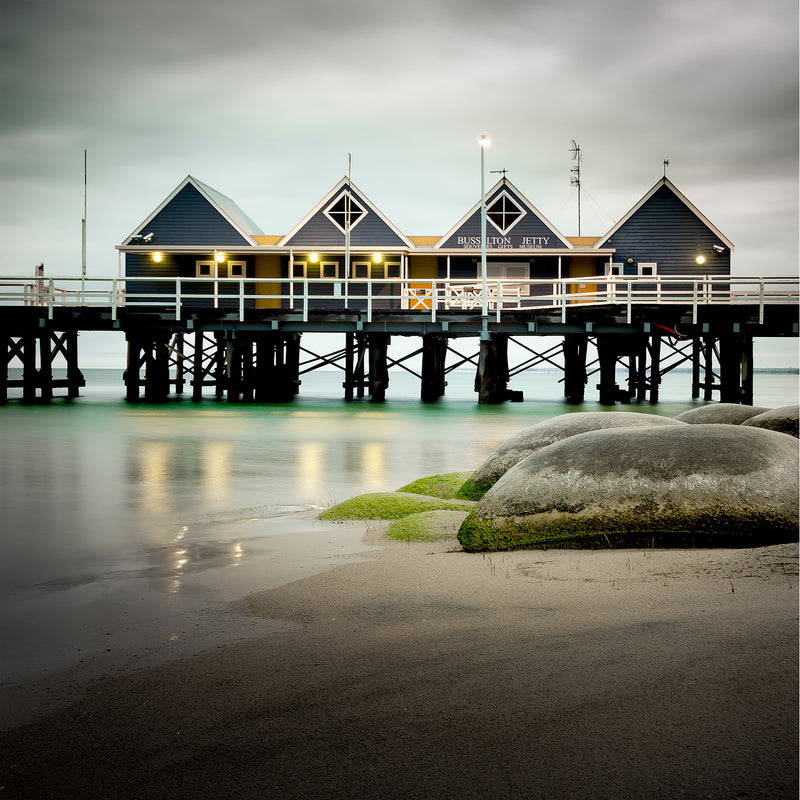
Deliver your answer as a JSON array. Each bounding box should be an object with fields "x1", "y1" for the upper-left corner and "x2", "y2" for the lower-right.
[{"x1": 457, "y1": 407, "x2": 799, "y2": 551}]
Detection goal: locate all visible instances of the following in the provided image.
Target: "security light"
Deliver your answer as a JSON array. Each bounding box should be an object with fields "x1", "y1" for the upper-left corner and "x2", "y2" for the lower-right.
[{"x1": 712, "y1": 245, "x2": 725, "y2": 254}]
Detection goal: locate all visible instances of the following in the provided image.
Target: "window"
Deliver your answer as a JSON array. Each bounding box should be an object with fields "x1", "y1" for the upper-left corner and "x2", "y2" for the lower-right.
[
  {"x1": 486, "y1": 192, "x2": 525, "y2": 235},
  {"x1": 607, "y1": 262, "x2": 624, "y2": 276},
  {"x1": 324, "y1": 192, "x2": 366, "y2": 234},
  {"x1": 228, "y1": 261, "x2": 246, "y2": 278},
  {"x1": 196, "y1": 261, "x2": 214, "y2": 278},
  {"x1": 638, "y1": 263, "x2": 657, "y2": 276},
  {"x1": 352, "y1": 261, "x2": 401, "y2": 279},
  {"x1": 293, "y1": 261, "x2": 340, "y2": 279}
]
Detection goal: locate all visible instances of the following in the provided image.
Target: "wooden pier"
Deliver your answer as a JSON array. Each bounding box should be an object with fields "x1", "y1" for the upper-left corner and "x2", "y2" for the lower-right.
[{"x1": 0, "y1": 279, "x2": 796, "y2": 405}]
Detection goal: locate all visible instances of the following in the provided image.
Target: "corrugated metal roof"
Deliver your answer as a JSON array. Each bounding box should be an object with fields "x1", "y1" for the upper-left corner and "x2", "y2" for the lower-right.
[{"x1": 191, "y1": 177, "x2": 264, "y2": 237}]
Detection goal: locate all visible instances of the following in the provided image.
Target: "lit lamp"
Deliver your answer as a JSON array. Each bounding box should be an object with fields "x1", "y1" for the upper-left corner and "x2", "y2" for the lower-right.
[
  {"x1": 152, "y1": 252, "x2": 162, "y2": 263},
  {"x1": 696, "y1": 255, "x2": 706, "y2": 265},
  {"x1": 309, "y1": 253, "x2": 319, "y2": 263},
  {"x1": 480, "y1": 135, "x2": 490, "y2": 321},
  {"x1": 373, "y1": 253, "x2": 382, "y2": 263}
]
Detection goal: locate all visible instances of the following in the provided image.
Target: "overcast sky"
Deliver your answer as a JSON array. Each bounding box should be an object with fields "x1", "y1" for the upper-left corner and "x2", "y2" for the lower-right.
[{"x1": 1, "y1": 0, "x2": 797, "y2": 365}]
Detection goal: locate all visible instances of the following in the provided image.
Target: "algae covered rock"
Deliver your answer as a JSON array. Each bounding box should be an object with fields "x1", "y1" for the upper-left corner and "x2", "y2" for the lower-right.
[
  {"x1": 384, "y1": 510, "x2": 469, "y2": 542},
  {"x1": 457, "y1": 411, "x2": 686, "y2": 500},
  {"x1": 458, "y1": 424, "x2": 799, "y2": 551},
  {"x1": 675, "y1": 403, "x2": 771, "y2": 425},
  {"x1": 397, "y1": 472, "x2": 474, "y2": 499},
  {"x1": 742, "y1": 405, "x2": 799, "y2": 438},
  {"x1": 319, "y1": 491, "x2": 473, "y2": 521}
]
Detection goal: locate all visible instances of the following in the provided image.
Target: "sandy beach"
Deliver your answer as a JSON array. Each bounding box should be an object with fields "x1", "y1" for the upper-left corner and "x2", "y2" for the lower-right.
[{"x1": 1, "y1": 522, "x2": 797, "y2": 800}]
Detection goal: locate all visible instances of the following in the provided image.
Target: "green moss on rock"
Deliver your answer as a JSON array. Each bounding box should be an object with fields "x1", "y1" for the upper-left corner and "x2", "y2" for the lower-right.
[
  {"x1": 319, "y1": 491, "x2": 473, "y2": 521},
  {"x1": 384, "y1": 510, "x2": 470, "y2": 542},
  {"x1": 455, "y1": 477, "x2": 494, "y2": 501},
  {"x1": 397, "y1": 472, "x2": 474, "y2": 500}
]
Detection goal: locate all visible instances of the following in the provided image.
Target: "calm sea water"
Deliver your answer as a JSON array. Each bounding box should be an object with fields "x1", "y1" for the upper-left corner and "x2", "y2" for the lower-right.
[{"x1": 1, "y1": 366, "x2": 797, "y2": 706}]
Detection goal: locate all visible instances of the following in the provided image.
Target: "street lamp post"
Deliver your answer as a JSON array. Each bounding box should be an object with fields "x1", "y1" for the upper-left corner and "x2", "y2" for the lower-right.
[{"x1": 480, "y1": 135, "x2": 490, "y2": 325}]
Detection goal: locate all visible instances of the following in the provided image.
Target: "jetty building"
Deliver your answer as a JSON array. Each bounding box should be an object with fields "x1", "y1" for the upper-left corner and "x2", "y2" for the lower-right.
[{"x1": 0, "y1": 169, "x2": 795, "y2": 405}]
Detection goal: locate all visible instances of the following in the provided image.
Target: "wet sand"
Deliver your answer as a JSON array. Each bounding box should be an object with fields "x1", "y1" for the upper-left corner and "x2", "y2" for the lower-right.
[{"x1": 1, "y1": 526, "x2": 797, "y2": 800}]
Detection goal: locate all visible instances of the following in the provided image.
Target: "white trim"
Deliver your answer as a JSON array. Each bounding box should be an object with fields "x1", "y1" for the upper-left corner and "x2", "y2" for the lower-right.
[
  {"x1": 486, "y1": 190, "x2": 526, "y2": 236},
  {"x1": 228, "y1": 260, "x2": 246, "y2": 278},
  {"x1": 323, "y1": 190, "x2": 367, "y2": 235},
  {"x1": 196, "y1": 260, "x2": 214, "y2": 278}
]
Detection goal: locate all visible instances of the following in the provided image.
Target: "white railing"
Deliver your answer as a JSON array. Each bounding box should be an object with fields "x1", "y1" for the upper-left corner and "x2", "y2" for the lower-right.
[{"x1": 0, "y1": 275, "x2": 796, "y2": 325}]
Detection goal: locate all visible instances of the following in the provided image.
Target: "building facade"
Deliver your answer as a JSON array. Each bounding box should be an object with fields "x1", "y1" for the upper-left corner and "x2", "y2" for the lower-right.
[{"x1": 118, "y1": 173, "x2": 734, "y2": 311}]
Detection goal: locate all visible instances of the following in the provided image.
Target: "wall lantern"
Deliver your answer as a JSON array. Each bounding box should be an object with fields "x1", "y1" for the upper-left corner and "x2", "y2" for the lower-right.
[
  {"x1": 626, "y1": 257, "x2": 634, "y2": 265},
  {"x1": 373, "y1": 253, "x2": 382, "y2": 263},
  {"x1": 695, "y1": 255, "x2": 706, "y2": 265},
  {"x1": 215, "y1": 251, "x2": 225, "y2": 263},
  {"x1": 309, "y1": 253, "x2": 319, "y2": 263},
  {"x1": 152, "y1": 252, "x2": 163, "y2": 263}
]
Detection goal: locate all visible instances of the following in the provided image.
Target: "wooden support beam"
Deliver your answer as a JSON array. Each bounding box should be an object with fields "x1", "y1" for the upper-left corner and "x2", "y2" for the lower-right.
[
  {"x1": 648, "y1": 334, "x2": 661, "y2": 404},
  {"x1": 719, "y1": 334, "x2": 754, "y2": 404},
  {"x1": 368, "y1": 333, "x2": 390, "y2": 403},
  {"x1": 476, "y1": 334, "x2": 510, "y2": 405},
  {"x1": 595, "y1": 336, "x2": 619, "y2": 406},
  {"x1": 562, "y1": 334, "x2": 587, "y2": 404},
  {"x1": 421, "y1": 333, "x2": 448, "y2": 402}
]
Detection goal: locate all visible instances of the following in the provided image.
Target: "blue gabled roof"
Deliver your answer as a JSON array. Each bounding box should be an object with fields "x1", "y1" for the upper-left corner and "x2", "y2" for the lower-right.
[
  {"x1": 436, "y1": 179, "x2": 572, "y2": 249},
  {"x1": 280, "y1": 178, "x2": 413, "y2": 249},
  {"x1": 595, "y1": 177, "x2": 733, "y2": 250},
  {"x1": 122, "y1": 176, "x2": 263, "y2": 247}
]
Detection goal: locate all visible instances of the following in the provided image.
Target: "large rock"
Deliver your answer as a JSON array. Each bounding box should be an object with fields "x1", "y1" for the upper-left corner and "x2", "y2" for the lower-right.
[
  {"x1": 675, "y1": 403, "x2": 771, "y2": 425},
  {"x1": 457, "y1": 411, "x2": 686, "y2": 499},
  {"x1": 458, "y1": 424, "x2": 799, "y2": 551},
  {"x1": 742, "y1": 405, "x2": 799, "y2": 438}
]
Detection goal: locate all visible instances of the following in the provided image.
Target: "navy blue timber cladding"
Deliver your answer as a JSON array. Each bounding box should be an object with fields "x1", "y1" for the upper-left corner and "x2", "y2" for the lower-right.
[
  {"x1": 284, "y1": 191, "x2": 406, "y2": 248},
  {"x1": 125, "y1": 254, "x2": 255, "y2": 309},
  {"x1": 135, "y1": 184, "x2": 251, "y2": 247},
  {"x1": 603, "y1": 185, "x2": 731, "y2": 277}
]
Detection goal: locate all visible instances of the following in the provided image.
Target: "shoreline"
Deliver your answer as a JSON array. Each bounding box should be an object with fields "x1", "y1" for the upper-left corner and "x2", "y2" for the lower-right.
[{"x1": 1, "y1": 527, "x2": 797, "y2": 799}]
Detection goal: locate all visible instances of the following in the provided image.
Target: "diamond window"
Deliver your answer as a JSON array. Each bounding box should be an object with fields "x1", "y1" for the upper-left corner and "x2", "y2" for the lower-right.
[
  {"x1": 324, "y1": 192, "x2": 366, "y2": 234},
  {"x1": 486, "y1": 192, "x2": 525, "y2": 235}
]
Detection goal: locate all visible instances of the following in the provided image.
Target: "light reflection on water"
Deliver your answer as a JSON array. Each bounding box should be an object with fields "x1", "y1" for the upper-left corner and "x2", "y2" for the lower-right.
[{"x1": 0, "y1": 368, "x2": 796, "y2": 692}]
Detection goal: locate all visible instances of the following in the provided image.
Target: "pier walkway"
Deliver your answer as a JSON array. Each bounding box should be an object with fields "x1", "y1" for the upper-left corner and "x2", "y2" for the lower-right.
[{"x1": 1, "y1": 275, "x2": 797, "y2": 405}]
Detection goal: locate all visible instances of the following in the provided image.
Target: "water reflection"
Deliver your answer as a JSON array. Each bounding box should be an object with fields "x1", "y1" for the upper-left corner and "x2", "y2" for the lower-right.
[
  {"x1": 298, "y1": 441, "x2": 324, "y2": 496},
  {"x1": 201, "y1": 441, "x2": 232, "y2": 506}
]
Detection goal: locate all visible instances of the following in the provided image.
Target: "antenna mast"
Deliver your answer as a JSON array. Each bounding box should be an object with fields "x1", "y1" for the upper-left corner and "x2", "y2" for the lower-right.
[{"x1": 569, "y1": 140, "x2": 581, "y2": 236}]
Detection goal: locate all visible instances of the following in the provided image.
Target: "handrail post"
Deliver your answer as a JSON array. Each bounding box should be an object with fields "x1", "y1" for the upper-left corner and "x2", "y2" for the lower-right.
[
  {"x1": 759, "y1": 279, "x2": 765, "y2": 324},
  {"x1": 303, "y1": 278, "x2": 309, "y2": 322},
  {"x1": 175, "y1": 278, "x2": 182, "y2": 320},
  {"x1": 692, "y1": 281, "x2": 698, "y2": 324},
  {"x1": 239, "y1": 278, "x2": 244, "y2": 321},
  {"x1": 561, "y1": 279, "x2": 566, "y2": 323},
  {"x1": 367, "y1": 278, "x2": 373, "y2": 323},
  {"x1": 48, "y1": 278, "x2": 55, "y2": 320},
  {"x1": 112, "y1": 278, "x2": 118, "y2": 321}
]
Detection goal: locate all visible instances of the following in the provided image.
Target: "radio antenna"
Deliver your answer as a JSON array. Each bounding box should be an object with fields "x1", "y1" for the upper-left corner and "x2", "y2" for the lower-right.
[{"x1": 569, "y1": 140, "x2": 581, "y2": 236}]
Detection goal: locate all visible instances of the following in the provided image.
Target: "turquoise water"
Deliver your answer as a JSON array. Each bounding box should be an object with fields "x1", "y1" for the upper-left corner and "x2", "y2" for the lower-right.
[{"x1": 0, "y1": 367, "x2": 797, "y2": 698}]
